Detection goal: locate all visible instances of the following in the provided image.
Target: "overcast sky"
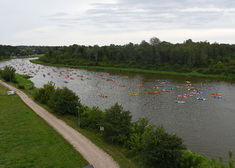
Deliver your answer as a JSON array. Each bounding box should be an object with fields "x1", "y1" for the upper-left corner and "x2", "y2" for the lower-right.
[{"x1": 0, "y1": 0, "x2": 235, "y2": 46}]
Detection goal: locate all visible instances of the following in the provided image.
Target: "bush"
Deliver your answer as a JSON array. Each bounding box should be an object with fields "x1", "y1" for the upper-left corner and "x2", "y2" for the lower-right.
[
  {"x1": 125, "y1": 118, "x2": 151, "y2": 156},
  {"x1": 180, "y1": 150, "x2": 206, "y2": 168},
  {"x1": 102, "y1": 103, "x2": 132, "y2": 144},
  {"x1": 48, "y1": 87, "x2": 81, "y2": 115},
  {"x1": 0, "y1": 65, "x2": 16, "y2": 82},
  {"x1": 80, "y1": 106, "x2": 104, "y2": 131},
  {"x1": 141, "y1": 125, "x2": 186, "y2": 168},
  {"x1": 34, "y1": 82, "x2": 55, "y2": 104},
  {"x1": 18, "y1": 84, "x2": 25, "y2": 89}
]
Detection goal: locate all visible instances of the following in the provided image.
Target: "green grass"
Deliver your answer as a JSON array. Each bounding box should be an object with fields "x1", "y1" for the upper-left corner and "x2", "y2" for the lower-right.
[
  {"x1": 0, "y1": 85, "x2": 88, "y2": 168},
  {"x1": 0, "y1": 56, "x2": 39, "y2": 63}
]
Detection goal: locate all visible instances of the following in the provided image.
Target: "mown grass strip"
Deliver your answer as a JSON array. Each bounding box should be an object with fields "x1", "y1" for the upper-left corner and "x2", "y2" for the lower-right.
[{"x1": 0, "y1": 85, "x2": 88, "y2": 168}]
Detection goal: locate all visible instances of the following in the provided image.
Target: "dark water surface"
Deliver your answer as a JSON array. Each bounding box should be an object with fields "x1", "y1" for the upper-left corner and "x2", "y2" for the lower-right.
[{"x1": 1, "y1": 58, "x2": 235, "y2": 161}]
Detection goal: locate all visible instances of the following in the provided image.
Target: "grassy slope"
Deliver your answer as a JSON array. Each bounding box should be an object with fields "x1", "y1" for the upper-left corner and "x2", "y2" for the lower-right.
[{"x1": 0, "y1": 85, "x2": 88, "y2": 168}]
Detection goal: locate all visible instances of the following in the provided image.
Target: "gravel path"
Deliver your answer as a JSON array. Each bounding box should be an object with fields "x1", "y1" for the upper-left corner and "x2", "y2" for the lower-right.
[{"x1": 0, "y1": 80, "x2": 120, "y2": 168}]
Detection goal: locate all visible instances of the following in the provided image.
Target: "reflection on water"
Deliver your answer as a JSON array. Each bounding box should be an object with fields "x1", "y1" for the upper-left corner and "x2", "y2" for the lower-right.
[{"x1": 1, "y1": 58, "x2": 235, "y2": 161}]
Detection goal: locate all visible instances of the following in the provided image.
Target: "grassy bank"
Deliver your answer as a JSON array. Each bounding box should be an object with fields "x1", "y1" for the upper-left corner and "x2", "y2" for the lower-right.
[
  {"x1": 0, "y1": 56, "x2": 39, "y2": 62},
  {"x1": 30, "y1": 59, "x2": 235, "y2": 80},
  {"x1": 0, "y1": 84, "x2": 88, "y2": 167}
]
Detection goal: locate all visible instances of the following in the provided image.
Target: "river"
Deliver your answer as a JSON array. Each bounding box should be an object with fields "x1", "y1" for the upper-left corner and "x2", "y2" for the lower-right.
[{"x1": 1, "y1": 58, "x2": 235, "y2": 162}]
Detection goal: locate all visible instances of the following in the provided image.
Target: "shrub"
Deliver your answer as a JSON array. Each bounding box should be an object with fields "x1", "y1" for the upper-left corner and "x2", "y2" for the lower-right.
[
  {"x1": 18, "y1": 84, "x2": 25, "y2": 89},
  {"x1": 141, "y1": 125, "x2": 186, "y2": 168},
  {"x1": 102, "y1": 103, "x2": 132, "y2": 144},
  {"x1": 80, "y1": 106, "x2": 104, "y2": 131},
  {"x1": 0, "y1": 65, "x2": 16, "y2": 82},
  {"x1": 125, "y1": 118, "x2": 151, "y2": 156},
  {"x1": 34, "y1": 82, "x2": 55, "y2": 104},
  {"x1": 48, "y1": 87, "x2": 80, "y2": 115}
]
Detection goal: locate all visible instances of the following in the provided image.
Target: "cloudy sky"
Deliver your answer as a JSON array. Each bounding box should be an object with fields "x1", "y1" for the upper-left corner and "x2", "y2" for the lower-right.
[{"x1": 0, "y1": 0, "x2": 235, "y2": 46}]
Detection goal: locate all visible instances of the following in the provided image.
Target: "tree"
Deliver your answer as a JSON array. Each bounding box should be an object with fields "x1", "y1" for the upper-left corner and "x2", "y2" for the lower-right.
[
  {"x1": 102, "y1": 103, "x2": 132, "y2": 144},
  {"x1": 150, "y1": 37, "x2": 161, "y2": 46},
  {"x1": 48, "y1": 87, "x2": 81, "y2": 115},
  {"x1": 126, "y1": 118, "x2": 153, "y2": 156},
  {"x1": 34, "y1": 82, "x2": 55, "y2": 104},
  {"x1": 80, "y1": 106, "x2": 104, "y2": 130},
  {"x1": 0, "y1": 65, "x2": 16, "y2": 82},
  {"x1": 141, "y1": 125, "x2": 186, "y2": 168}
]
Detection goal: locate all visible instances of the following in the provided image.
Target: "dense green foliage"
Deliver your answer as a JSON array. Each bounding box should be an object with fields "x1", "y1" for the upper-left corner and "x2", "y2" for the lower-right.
[
  {"x1": 0, "y1": 65, "x2": 17, "y2": 82},
  {"x1": 0, "y1": 85, "x2": 88, "y2": 167},
  {"x1": 0, "y1": 45, "x2": 50, "y2": 60},
  {"x1": 80, "y1": 106, "x2": 104, "y2": 131},
  {"x1": 102, "y1": 103, "x2": 132, "y2": 145},
  {"x1": 48, "y1": 87, "x2": 81, "y2": 115},
  {"x1": 125, "y1": 117, "x2": 187, "y2": 168},
  {"x1": 38, "y1": 38, "x2": 235, "y2": 77},
  {"x1": 141, "y1": 125, "x2": 186, "y2": 168},
  {"x1": 34, "y1": 82, "x2": 81, "y2": 115},
  {"x1": 34, "y1": 81, "x2": 55, "y2": 104}
]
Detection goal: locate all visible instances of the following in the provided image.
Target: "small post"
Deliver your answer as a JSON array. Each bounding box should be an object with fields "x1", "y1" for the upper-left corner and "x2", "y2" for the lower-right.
[{"x1": 77, "y1": 106, "x2": 80, "y2": 128}]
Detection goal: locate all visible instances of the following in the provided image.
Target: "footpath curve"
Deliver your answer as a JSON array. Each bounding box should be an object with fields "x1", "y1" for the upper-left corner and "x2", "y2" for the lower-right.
[{"x1": 0, "y1": 80, "x2": 119, "y2": 168}]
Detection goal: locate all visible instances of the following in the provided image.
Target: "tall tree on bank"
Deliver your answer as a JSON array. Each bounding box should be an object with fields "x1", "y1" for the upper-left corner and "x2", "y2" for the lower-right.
[
  {"x1": 0, "y1": 65, "x2": 16, "y2": 82},
  {"x1": 102, "y1": 103, "x2": 132, "y2": 144},
  {"x1": 48, "y1": 87, "x2": 81, "y2": 116}
]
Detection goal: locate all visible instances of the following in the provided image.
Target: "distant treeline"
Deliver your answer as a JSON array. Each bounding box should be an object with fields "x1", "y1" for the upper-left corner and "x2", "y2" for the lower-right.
[
  {"x1": 38, "y1": 38, "x2": 235, "y2": 77},
  {"x1": 0, "y1": 45, "x2": 50, "y2": 59}
]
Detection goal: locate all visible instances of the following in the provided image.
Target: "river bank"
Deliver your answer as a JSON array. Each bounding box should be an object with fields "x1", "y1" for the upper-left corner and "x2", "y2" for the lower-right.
[{"x1": 30, "y1": 59, "x2": 235, "y2": 80}]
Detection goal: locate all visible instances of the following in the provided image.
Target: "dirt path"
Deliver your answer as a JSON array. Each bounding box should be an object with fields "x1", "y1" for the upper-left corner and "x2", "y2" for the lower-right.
[{"x1": 0, "y1": 80, "x2": 120, "y2": 168}]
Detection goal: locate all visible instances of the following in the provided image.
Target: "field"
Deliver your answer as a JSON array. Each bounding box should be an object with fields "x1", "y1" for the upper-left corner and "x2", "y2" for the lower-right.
[{"x1": 0, "y1": 85, "x2": 88, "y2": 168}]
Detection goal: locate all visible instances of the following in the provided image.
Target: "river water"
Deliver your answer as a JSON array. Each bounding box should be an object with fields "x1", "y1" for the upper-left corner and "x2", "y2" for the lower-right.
[{"x1": 1, "y1": 58, "x2": 235, "y2": 161}]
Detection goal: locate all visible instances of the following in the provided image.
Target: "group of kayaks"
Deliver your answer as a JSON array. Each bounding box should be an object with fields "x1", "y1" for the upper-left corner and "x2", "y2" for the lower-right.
[
  {"x1": 211, "y1": 93, "x2": 222, "y2": 99},
  {"x1": 173, "y1": 81, "x2": 223, "y2": 103},
  {"x1": 97, "y1": 77, "x2": 223, "y2": 103}
]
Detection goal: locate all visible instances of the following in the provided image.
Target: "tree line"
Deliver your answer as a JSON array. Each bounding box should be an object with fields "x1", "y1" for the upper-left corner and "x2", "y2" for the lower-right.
[
  {"x1": 38, "y1": 38, "x2": 235, "y2": 77},
  {"x1": 0, "y1": 45, "x2": 50, "y2": 59}
]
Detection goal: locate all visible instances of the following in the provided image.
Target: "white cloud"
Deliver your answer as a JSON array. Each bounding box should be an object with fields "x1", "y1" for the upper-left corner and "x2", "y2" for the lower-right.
[
  {"x1": 0, "y1": 0, "x2": 235, "y2": 45},
  {"x1": 180, "y1": 7, "x2": 223, "y2": 12}
]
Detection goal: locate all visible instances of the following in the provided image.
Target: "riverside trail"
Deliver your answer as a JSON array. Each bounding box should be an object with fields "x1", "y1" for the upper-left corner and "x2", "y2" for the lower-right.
[{"x1": 0, "y1": 80, "x2": 119, "y2": 168}]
